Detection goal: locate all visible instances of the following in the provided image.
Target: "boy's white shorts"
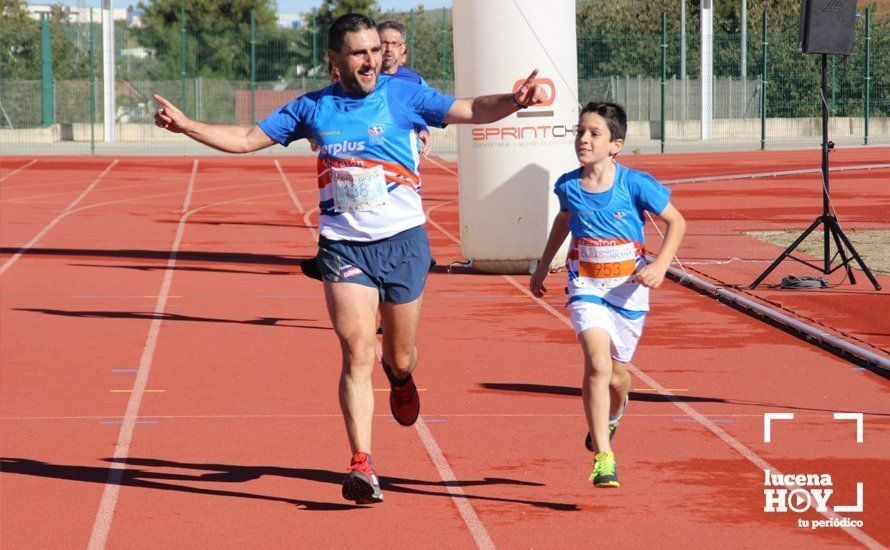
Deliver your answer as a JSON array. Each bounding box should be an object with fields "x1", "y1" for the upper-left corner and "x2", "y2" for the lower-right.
[{"x1": 567, "y1": 300, "x2": 646, "y2": 363}]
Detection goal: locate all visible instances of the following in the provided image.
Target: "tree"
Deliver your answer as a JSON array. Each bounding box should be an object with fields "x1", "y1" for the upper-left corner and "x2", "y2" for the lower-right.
[
  {"x1": 0, "y1": 0, "x2": 88, "y2": 80},
  {"x1": 135, "y1": 0, "x2": 280, "y2": 80},
  {"x1": 572, "y1": 0, "x2": 890, "y2": 116},
  {"x1": 311, "y1": 0, "x2": 381, "y2": 32},
  {"x1": 0, "y1": 0, "x2": 40, "y2": 79}
]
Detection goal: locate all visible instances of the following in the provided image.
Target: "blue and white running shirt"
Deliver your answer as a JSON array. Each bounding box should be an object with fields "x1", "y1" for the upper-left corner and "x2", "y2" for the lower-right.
[
  {"x1": 555, "y1": 163, "x2": 671, "y2": 312},
  {"x1": 259, "y1": 75, "x2": 455, "y2": 241}
]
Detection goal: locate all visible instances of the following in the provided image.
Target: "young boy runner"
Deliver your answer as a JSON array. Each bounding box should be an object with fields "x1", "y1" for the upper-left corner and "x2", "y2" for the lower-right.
[{"x1": 530, "y1": 102, "x2": 686, "y2": 488}]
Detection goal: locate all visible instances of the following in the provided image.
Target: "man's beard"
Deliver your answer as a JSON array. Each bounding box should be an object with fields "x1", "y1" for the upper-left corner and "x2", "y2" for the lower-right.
[
  {"x1": 381, "y1": 56, "x2": 397, "y2": 73},
  {"x1": 341, "y1": 70, "x2": 378, "y2": 95}
]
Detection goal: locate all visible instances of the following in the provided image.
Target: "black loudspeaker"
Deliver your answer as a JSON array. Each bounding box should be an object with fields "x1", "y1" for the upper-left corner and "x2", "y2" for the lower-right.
[{"x1": 798, "y1": 0, "x2": 858, "y2": 55}]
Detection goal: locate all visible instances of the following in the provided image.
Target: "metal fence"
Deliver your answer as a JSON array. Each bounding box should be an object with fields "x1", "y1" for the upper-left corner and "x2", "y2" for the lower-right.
[{"x1": 1, "y1": 6, "x2": 887, "y2": 155}]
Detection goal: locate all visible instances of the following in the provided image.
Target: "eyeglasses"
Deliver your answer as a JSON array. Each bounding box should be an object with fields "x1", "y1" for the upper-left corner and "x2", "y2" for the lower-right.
[{"x1": 381, "y1": 40, "x2": 405, "y2": 48}]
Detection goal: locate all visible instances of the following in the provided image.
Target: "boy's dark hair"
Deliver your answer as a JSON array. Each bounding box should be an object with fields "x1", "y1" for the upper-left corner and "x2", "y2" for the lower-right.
[
  {"x1": 377, "y1": 20, "x2": 407, "y2": 42},
  {"x1": 579, "y1": 102, "x2": 627, "y2": 142},
  {"x1": 328, "y1": 13, "x2": 377, "y2": 53}
]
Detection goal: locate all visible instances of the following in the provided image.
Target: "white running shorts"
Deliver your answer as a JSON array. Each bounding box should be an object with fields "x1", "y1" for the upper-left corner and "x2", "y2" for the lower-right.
[{"x1": 567, "y1": 300, "x2": 646, "y2": 363}]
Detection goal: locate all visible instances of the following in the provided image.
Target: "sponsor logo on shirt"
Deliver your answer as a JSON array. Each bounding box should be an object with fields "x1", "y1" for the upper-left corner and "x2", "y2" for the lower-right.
[
  {"x1": 368, "y1": 125, "x2": 385, "y2": 145},
  {"x1": 320, "y1": 140, "x2": 366, "y2": 156},
  {"x1": 613, "y1": 210, "x2": 627, "y2": 220}
]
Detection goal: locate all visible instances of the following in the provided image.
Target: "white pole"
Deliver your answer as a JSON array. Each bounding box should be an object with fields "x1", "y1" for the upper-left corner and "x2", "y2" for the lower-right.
[
  {"x1": 681, "y1": 0, "x2": 687, "y2": 120},
  {"x1": 680, "y1": 0, "x2": 686, "y2": 79},
  {"x1": 741, "y1": 0, "x2": 747, "y2": 79},
  {"x1": 701, "y1": 0, "x2": 713, "y2": 139},
  {"x1": 102, "y1": 0, "x2": 115, "y2": 142}
]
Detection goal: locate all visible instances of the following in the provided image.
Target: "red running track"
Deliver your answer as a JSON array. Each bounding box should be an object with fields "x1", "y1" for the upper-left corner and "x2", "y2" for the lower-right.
[
  {"x1": 620, "y1": 147, "x2": 890, "y2": 355},
  {"x1": 1, "y1": 154, "x2": 888, "y2": 548}
]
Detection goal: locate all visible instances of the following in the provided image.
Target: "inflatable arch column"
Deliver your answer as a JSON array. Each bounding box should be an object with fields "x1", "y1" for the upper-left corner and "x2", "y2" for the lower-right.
[{"x1": 452, "y1": 0, "x2": 578, "y2": 274}]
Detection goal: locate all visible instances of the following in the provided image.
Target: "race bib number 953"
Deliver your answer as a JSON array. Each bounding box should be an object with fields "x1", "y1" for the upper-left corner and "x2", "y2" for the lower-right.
[{"x1": 575, "y1": 240, "x2": 638, "y2": 289}]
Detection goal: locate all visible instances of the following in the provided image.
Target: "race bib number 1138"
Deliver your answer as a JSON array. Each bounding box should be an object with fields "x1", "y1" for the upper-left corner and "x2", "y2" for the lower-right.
[{"x1": 332, "y1": 165, "x2": 389, "y2": 212}]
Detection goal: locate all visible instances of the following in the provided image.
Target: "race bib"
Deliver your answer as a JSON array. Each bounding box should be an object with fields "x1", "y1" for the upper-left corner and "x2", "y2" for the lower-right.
[
  {"x1": 331, "y1": 165, "x2": 389, "y2": 212},
  {"x1": 574, "y1": 240, "x2": 638, "y2": 289}
]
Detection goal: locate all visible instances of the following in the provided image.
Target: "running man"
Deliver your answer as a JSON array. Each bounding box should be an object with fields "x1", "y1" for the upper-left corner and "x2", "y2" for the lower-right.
[{"x1": 153, "y1": 13, "x2": 548, "y2": 504}]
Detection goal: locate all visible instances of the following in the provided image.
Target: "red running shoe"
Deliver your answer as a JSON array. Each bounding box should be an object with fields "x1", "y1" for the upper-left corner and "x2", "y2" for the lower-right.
[
  {"x1": 342, "y1": 452, "x2": 383, "y2": 504},
  {"x1": 382, "y1": 360, "x2": 420, "y2": 426}
]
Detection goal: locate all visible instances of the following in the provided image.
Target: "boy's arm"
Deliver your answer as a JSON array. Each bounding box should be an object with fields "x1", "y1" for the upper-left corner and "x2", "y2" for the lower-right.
[
  {"x1": 637, "y1": 203, "x2": 686, "y2": 289},
  {"x1": 530, "y1": 210, "x2": 571, "y2": 297},
  {"x1": 154, "y1": 94, "x2": 276, "y2": 154}
]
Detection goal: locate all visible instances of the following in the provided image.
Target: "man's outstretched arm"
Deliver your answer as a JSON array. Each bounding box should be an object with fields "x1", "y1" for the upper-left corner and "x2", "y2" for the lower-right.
[
  {"x1": 154, "y1": 94, "x2": 276, "y2": 154},
  {"x1": 443, "y1": 69, "x2": 550, "y2": 125}
]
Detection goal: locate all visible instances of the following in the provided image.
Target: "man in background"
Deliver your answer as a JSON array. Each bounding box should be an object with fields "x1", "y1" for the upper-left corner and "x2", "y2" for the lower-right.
[{"x1": 377, "y1": 20, "x2": 427, "y2": 86}]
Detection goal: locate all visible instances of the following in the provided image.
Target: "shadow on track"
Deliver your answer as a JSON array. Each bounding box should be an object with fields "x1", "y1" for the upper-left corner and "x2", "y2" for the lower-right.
[
  {"x1": 477, "y1": 382, "x2": 890, "y2": 416},
  {"x1": 0, "y1": 247, "x2": 306, "y2": 266},
  {"x1": 17, "y1": 309, "x2": 331, "y2": 330},
  {"x1": 69, "y1": 263, "x2": 294, "y2": 276},
  {"x1": 0, "y1": 456, "x2": 580, "y2": 511}
]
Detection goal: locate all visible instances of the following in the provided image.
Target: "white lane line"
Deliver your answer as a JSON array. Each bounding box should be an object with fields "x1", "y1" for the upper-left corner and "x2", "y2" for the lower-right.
[
  {"x1": 0, "y1": 160, "x2": 117, "y2": 276},
  {"x1": 86, "y1": 159, "x2": 197, "y2": 550},
  {"x1": 87, "y1": 162, "x2": 288, "y2": 550},
  {"x1": 375, "y1": 338, "x2": 496, "y2": 549},
  {"x1": 661, "y1": 162, "x2": 890, "y2": 186},
  {"x1": 2, "y1": 175, "x2": 286, "y2": 204},
  {"x1": 1, "y1": 177, "x2": 111, "y2": 192},
  {"x1": 1, "y1": 180, "x2": 186, "y2": 204},
  {"x1": 425, "y1": 156, "x2": 459, "y2": 177},
  {"x1": 274, "y1": 159, "x2": 318, "y2": 241},
  {"x1": 415, "y1": 418, "x2": 496, "y2": 550},
  {"x1": 0, "y1": 180, "x2": 297, "y2": 276},
  {"x1": 180, "y1": 161, "x2": 197, "y2": 214},
  {"x1": 0, "y1": 159, "x2": 37, "y2": 182},
  {"x1": 426, "y1": 157, "x2": 890, "y2": 186},
  {"x1": 277, "y1": 158, "x2": 493, "y2": 548},
  {"x1": 1, "y1": 174, "x2": 205, "y2": 192},
  {"x1": 425, "y1": 201, "x2": 881, "y2": 549}
]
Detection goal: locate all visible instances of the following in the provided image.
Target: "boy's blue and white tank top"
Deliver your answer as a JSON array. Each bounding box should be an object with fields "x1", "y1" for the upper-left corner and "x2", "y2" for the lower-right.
[
  {"x1": 258, "y1": 75, "x2": 455, "y2": 241},
  {"x1": 554, "y1": 163, "x2": 671, "y2": 312}
]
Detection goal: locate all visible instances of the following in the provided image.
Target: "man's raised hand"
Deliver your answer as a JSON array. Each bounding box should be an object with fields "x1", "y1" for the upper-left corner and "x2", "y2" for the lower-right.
[
  {"x1": 153, "y1": 94, "x2": 190, "y2": 134},
  {"x1": 513, "y1": 69, "x2": 550, "y2": 108}
]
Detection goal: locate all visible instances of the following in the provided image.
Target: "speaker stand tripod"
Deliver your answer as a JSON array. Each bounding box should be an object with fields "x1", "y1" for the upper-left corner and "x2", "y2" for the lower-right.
[{"x1": 749, "y1": 54, "x2": 881, "y2": 290}]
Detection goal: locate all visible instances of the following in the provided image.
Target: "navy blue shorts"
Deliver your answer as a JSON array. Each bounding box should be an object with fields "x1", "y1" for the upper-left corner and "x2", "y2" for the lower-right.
[{"x1": 316, "y1": 225, "x2": 432, "y2": 304}]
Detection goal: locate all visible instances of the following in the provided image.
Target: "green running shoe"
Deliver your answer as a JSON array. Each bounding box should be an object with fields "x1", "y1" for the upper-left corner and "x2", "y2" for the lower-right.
[{"x1": 589, "y1": 451, "x2": 620, "y2": 488}]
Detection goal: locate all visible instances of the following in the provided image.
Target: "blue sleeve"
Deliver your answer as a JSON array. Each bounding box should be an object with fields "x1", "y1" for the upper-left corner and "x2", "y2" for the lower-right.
[
  {"x1": 631, "y1": 171, "x2": 671, "y2": 215},
  {"x1": 554, "y1": 174, "x2": 569, "y2": 212},
  {"x1": 257, "y1": 93, "x2": 316, "y2": 146},
  {"x1": 416, "y1": 78, "x2": 430, "y2": 132},
  {"x1": 387, "y1": 79, "x2": 456, "y2": 129}
]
